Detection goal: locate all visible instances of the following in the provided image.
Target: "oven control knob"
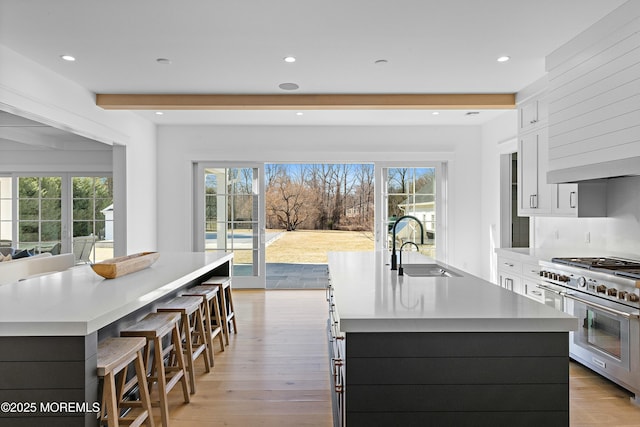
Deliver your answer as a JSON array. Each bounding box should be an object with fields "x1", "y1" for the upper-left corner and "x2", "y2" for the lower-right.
[
  {"x1": 618, "y1": 291, "x2": 628, "y2": 300},
  {"x1": 596, "y1": 285, "x2": 607, "y2": 294},
  {"x1": 559, "y1": 275, "x2": 570, "y2": 283},
  {"x1": 577, "y1": 277, "x2": 587, "y2": 287},
  {"x1": 607, "y1": 288, "x2": 617, "y2": 297},
  {"x1": 628, "y1": 294, "x2": 640, "y2": 303}
]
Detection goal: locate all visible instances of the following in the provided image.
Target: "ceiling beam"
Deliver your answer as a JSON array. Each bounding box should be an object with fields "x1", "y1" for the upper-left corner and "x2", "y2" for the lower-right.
[{"x1": 96, "y1": 93, "x2": 515, "y2": 110}]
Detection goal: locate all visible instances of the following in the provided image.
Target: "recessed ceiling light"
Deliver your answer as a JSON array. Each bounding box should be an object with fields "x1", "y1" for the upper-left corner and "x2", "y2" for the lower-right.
[
  {"x1": 278, "y1": 82, "x2": 299, "y2": 91},
  {"x1": 155, "y1": 112, "x2": 164, "y2": 115},
  {"x1": 296, "y1": 112, "x2": 304, "y2": 116},
  {"x1": 60, "y1": 55, "x2": 76, "y2": 62},
  {"x1": 497, "y1": 56, "x2": 510, "y2": 62},
  {"x1": 284, "y1": 56, "x2": 296, "y2": 63},
  {"x1": 374, "y1": 59, "x2": 388, "y2": 65},
  {"x1": 432, "y1": 111, "x2": 440, "y2": 115},
  {"x1": 156, "y1": 58, "x2": 172, "y2": 65}
]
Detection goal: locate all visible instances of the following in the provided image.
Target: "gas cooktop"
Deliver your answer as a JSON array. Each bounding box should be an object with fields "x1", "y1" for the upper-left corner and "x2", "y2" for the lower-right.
[{"x1": 551, "y1": 257, "x2": 640, "y2": 279}]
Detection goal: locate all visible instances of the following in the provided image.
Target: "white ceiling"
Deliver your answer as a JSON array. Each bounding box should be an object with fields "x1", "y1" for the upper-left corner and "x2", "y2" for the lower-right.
[{"x1": 0, "y1": 0, "x2": 628, "y2": 132}]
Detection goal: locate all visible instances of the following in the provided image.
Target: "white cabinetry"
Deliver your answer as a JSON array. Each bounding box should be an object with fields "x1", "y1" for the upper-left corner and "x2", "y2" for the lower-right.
[
  {"x1": 497, "y1": 252, "x2": 543, "y2": 303},
  {"x1": 518, "y1": 126, "x2": 552, "y2": 215},
  {"x1": 517, "y1": 88, "x2": 607, "y2": 217},
  {"x1": 519, "y1": 97, "x2": 548, "y2": 134}
]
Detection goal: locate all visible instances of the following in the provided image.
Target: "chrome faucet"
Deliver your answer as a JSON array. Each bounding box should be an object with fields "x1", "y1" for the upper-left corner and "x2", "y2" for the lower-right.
[
  {"x1": 390, "y1": 215, "x2": 424, "y2": 270},
  {"x1": 398, "y1": 241, "x2": 420, "y2": 276}
]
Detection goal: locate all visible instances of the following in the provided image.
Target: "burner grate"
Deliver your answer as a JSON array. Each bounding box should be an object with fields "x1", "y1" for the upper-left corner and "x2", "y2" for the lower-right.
[{"x1": 552, "y1": 257, "x2": 640, "y2": 270}]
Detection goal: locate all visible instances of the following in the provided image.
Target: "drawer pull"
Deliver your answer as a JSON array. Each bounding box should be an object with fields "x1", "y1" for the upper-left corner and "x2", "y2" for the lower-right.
[{"x1": 504, "y1": 262, "x2": 514, "y2": 267}]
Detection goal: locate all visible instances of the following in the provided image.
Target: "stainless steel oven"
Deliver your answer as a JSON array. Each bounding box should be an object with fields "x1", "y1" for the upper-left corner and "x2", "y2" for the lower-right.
[
  {"x1": 564, "y1": 291, "x2": 633, "y2": 371},
  {"x1": 539, "y1": 257, "x2": 640, "y2": 404}
]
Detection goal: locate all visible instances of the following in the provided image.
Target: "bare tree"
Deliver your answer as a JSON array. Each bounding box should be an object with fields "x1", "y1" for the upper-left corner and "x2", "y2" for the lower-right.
[{"x1": 266, "y1": 168, "x2": 309, "y2": 231}]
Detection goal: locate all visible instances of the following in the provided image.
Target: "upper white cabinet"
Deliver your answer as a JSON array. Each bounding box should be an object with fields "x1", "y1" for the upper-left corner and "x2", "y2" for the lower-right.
[
  {"x1": 518, "y1": 97, "x2": 548, "y2": 134},
  {"x1": 551, "y1": 181, "x2": 607, "y2": 217},
  {"x1": 546, "y1": 2, "x2": 640, "y2": 183},
  {"x1": 518, "y1": 126, "x2": 552, "y2": 215},
  {"x1": 517, "y1": 87, "x2": 606, "y2": 217}
]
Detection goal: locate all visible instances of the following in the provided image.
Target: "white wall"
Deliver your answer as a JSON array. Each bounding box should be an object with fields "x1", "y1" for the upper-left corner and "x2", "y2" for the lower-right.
[
  {"x1": 0, "y1": 45, "x2": 157, "y2": 253},
  {"x1": 479, "y1": 111, "x2": 518, "y2": 282},
  {"x1": 0, "y1": 150, "x2": 112, "y2": 173},
  {"x1": 157, "y1": 125, "x2": 487, "y2": 276},
  {"x1": 534, "y1": 176, "x2": 640, "y2": 258}
]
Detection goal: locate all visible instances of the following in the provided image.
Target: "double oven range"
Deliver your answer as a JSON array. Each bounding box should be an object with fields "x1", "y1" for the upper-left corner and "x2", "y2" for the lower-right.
[{"x1": 538, "y1": 257, "x2": 640, "y2": 403}]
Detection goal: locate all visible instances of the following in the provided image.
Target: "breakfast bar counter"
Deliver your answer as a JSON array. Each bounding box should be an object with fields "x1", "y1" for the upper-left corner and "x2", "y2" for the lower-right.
[{"x1": 0, "y1": 251, "x2": 232, "y2": 427}]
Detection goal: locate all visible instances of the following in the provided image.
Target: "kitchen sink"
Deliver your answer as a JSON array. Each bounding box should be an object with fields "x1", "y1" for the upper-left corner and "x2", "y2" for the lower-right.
[{"x1": 400, "y1": 263, "x2": 461, "y2": 278}]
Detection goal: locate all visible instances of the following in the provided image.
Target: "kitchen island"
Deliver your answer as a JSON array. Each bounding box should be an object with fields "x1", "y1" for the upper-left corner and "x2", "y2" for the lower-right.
[
  {"x1": 327, "y1": 251, "x2": 578, "y2": 427},
  {"x1": 0, "y1": 251, "x2": 232, "y2": 427}
]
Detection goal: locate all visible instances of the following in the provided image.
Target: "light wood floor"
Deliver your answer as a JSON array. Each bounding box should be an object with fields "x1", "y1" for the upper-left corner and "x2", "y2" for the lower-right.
[{"x1": 158, "y1": 289, "x2": 640, "y2": 427}]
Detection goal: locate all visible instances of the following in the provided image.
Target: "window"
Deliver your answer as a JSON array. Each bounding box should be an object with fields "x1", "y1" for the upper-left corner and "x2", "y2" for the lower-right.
[
  {"x1": 382, "y1": 166, "x2": 443, "y2": 259},
  {"x1": 0, "y1": 174, "x2": 113, "y2": 262},
  {"x1": 17, "y1": 176, "x2": 62, "y2": 253},
  {"x1": 72, "y1": 176, "x2": 114, "y2": 262},
  {"x1": 0, "y1": 177, "x2": 13, "y2": 249}
]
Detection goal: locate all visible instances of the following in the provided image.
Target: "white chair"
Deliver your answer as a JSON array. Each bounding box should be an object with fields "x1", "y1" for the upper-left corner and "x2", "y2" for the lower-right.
[{"x1": 73, "y1": 235, "x2": 95, "y2": 264}]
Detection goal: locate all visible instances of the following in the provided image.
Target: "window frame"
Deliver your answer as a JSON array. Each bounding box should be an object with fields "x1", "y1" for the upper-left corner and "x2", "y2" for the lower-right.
[{"x1": 376, "y1": 162, "x2": 448, "y2": 263}]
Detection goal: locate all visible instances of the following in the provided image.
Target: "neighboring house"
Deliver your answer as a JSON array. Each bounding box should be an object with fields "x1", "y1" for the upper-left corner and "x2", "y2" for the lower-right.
[
  {"x1": 395, "y1": 186, "x2": 436, "y2": 241},
  {"x1": 101, "y1": 204, "x2": 114, "y2": 241}
]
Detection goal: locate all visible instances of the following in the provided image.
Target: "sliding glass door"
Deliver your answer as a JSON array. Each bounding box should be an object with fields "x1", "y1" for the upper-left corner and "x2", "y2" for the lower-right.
[{"x1": 195, "y1": 163, "x2": 265, "y2": 288}]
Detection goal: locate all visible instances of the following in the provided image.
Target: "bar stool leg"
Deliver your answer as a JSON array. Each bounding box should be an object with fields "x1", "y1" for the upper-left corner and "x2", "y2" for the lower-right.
[
  {"x1": 211, "y1": 293, "x2": 225, "y2": 353},
  {"x1": 219, "y1": 290, "x2": 231, "y2": 345},
  {"x1": 198, "y1": 297, "x2": 215, "y2": 366},
  {"x1": 171, "y1": 323, "x2": 191, "y2": 402},
  {"x1": 102, "y1": 371, "x2": 119, "y2": 427},
  {"x1": 226, "y1": 285, "x2": 238, "y2": 336},
  {"x1": 153, "y1": 335, "x2": 171, "y2": 427},
  {"x1": 134, "y1": 350, "x2": 154, "y2": 427}
]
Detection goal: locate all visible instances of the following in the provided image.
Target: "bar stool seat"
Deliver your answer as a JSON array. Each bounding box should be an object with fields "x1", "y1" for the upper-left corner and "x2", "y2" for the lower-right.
[
  {"x1": 182, "y1": 285, "x2": 225, "y2": 366},
  {"x1": 157, "y1": 296, "x2": 210, "y2": 393},
  {"x1": 202, "y1": 276, "x2": 237, "y2": 345},
  {"x1": 97, "y1": 337, "x2": 154, "y2": 427},
  {"x1": 121, "y1": 312, "x2": 190, "y2": 427}
]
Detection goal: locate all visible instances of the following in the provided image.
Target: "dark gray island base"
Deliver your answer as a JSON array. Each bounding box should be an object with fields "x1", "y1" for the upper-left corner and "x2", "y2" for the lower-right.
[
  {"x1": 0, "y1": 252, "x2": 231, "y2": 427},
  {"x1": 345, "y1": 331, "x2": 569, "y2": 427}
]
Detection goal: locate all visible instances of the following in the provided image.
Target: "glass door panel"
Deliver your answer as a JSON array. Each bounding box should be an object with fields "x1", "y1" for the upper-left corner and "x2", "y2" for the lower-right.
[
  {"x1": 72, "y1": 176, "x2": 114, "y2": 263},
  {"x1": 200, "y1": 164, "x2": 264, "y2": 288}
]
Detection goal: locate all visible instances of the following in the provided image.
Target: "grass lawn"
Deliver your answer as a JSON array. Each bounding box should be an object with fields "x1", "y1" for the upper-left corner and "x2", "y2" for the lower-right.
[{"x1": 266, "y1": 229, "x2": 374, "y2": 263}]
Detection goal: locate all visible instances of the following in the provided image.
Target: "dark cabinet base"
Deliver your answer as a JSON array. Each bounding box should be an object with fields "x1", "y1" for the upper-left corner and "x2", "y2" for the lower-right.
[{"x1": 345, "y1": 331, "x2": 569, "y2": 427}]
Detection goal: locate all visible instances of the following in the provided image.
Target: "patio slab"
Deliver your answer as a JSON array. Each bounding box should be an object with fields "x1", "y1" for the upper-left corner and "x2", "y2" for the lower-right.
[{"x1": 266, "y1": 263, "x2": 329, "y2": 289}]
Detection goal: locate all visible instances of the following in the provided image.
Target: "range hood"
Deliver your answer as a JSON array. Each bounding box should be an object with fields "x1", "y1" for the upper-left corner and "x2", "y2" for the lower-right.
[{"x1": 547, "y1": 157, "x2": 640, "y2": 184}]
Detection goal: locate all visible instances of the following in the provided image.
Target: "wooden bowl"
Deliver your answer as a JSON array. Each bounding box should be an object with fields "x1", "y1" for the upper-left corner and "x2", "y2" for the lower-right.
[{"x1": 91, "y1": 252, "x2": 160, "y2": 279}]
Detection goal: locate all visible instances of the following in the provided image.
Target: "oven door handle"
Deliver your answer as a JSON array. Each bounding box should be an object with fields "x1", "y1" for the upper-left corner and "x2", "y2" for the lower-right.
[
  {"x1": 536, "y1": 284, "x2": 565, "y2": 296},
  {"x1": 563, "y1": 293, "x2": 640, "y2": 319}
]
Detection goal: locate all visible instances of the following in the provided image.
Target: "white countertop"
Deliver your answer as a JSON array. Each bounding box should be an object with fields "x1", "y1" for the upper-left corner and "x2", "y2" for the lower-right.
[
  {"x1": 328, "y1": 251, "x2": 578, "y2": 333},
  {"x1": 0, "y1": 251, "x2": 233, "y2": 336}
]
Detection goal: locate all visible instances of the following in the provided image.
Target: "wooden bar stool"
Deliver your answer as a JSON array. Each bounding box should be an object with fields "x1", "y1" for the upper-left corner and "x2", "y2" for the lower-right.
[
  {"x1": 182, "y1": 285, "x2": 225, "y2": 366},
  {"x1": 202, "y1": 276, "x2": 237, "y2": 345},
  {"x1": 121, "y1": 312, "x2": 190, "y2": 427},
  {"x1": 97, "y1": 337, "x2": 154, "y2": 427},
  {"x1": 157, "y1": 296, "x2": 210, "y2": 393}
]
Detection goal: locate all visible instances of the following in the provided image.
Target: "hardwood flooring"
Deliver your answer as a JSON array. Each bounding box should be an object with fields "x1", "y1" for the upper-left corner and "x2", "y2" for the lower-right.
[{"x1": 159, "y1": 289, "x2": 640, "y2": 427}]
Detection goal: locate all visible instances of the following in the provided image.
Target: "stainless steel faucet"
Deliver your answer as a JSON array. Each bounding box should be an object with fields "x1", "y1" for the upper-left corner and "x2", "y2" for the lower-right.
[
  {"x1": 398, "y1": 241, "x2": 420, "y2": 276},
  {"x1": 390, "y1": 215, "x2": 424, "y2": 270}
]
